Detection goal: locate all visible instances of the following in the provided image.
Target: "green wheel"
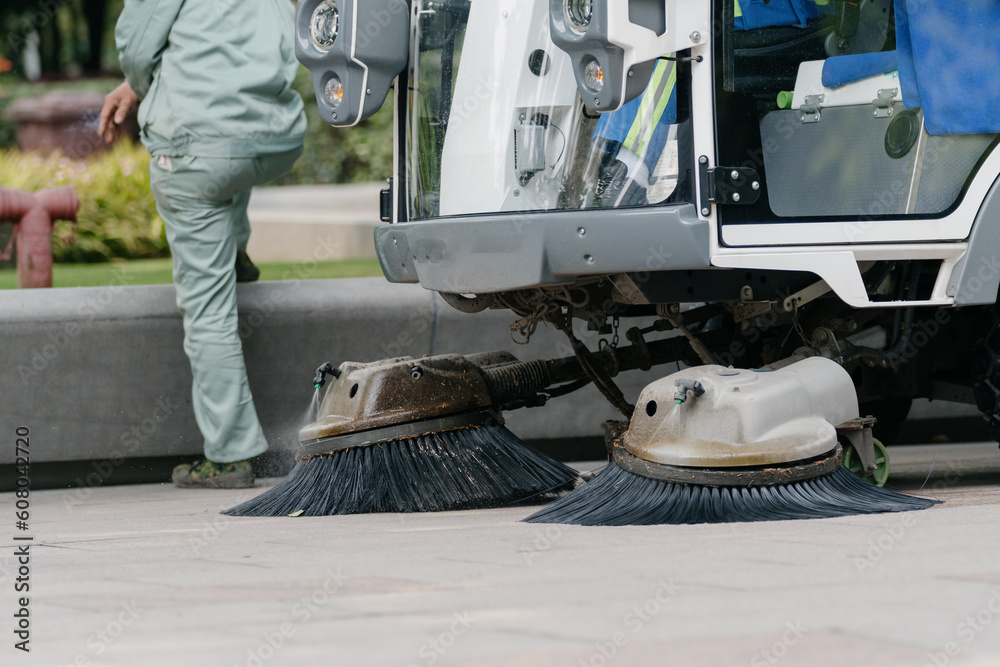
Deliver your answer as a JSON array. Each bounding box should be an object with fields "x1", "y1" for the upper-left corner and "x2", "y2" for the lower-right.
[{"x1": 844, "y1": 437, "x2": 889, "y2": 487}]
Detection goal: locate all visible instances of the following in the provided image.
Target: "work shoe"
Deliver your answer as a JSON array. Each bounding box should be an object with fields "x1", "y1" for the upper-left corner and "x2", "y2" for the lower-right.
[
  {"x1": 172, "y1": 458, "x2": 255, "y2": 489},
  {"x1": 235, "y1": 251, "x2": 260, "y2": 283}
]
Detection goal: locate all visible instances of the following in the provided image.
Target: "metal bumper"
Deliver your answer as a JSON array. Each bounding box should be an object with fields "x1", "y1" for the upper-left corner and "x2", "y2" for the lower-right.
[{"x1": 375, "y1": 204, "x2": 711, "y2": 293}]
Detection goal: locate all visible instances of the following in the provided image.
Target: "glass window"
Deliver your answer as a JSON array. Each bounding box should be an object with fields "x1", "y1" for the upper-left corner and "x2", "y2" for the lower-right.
[
  {"x1": 407, "y1": 0, "x2": 692, "y2": 221},
  {"x1": 717, "y1": 0, "x2": 996, "y2": 223}
]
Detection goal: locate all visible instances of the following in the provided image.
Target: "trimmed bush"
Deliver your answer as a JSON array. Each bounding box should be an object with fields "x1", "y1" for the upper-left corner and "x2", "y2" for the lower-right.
[
  {"x1": 281, "y1": 66, "x2": 394, "y2": 185},
  {"x1": 0, "y1": 67, "x2": 395, "y2": 263},
  {"x1": 0, "y1": 141, "x2": 167, "y2": 262}
]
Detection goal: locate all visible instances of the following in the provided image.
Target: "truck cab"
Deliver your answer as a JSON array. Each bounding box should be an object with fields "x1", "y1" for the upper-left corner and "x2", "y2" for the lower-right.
[{"x1": 298, "y1": 0, "x2": 1000, "y2": 444}]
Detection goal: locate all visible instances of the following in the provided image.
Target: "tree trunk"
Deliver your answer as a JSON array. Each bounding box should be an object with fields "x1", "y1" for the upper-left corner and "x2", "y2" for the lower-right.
[
  {"x1": 38, "y1": 15, "x2": 60, "y2": 75},
  {"x1": 82, "y1": 0, "x2": 107, "y2": 73}
]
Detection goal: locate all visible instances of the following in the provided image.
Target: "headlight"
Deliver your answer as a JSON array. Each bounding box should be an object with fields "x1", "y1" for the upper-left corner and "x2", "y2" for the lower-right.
[
  {"x1": 549, "y1": 0, "x2": 709, "y2": 112},
  {"x1": 325, "y1": 75, "x2": 344, "y2": 108},
  {"x1": 310, "y1": 1, "x2": 340, "y2": 51},
  {"x1": 583, "y1": 59, "x2": 604, "y2": 92},
  {"x1": 296, "y1": 0, "x2": 410, "y2": 127},
  {"x1": 563, "y1": 0, "x2": 593, "y2": 34}
]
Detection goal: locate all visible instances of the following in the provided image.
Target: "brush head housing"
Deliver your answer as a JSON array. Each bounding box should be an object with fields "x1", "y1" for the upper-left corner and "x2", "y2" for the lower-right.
[{"x1": 624, "y1": 357, "x2": 860, "y2": 468}]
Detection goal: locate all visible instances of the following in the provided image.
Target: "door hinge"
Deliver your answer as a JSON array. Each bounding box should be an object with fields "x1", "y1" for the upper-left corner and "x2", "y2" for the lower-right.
[
  {"x1": 698, "y1": 157, "x2": 761, "y2": 215},
  {"x1": 380, "y1": 178, "x2": 393, "y2": 223},
  {"x1": 872, "y1": 88, "x2": 898, "y2": 118},
  {"x1": 800, "y1": 93, "x2": 824, "y2": 123}
]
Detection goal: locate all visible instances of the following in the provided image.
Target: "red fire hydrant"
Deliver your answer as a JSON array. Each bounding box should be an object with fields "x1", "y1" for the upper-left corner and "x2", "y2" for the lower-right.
[{"x1": 0, "y1": 186, "x2": 79, "y2": 288}]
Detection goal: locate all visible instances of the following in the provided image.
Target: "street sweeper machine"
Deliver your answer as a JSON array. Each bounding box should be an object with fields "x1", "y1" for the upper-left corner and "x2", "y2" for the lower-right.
[{"x1": 226, "y1": 0, "x2": 1000, "y2": 524}]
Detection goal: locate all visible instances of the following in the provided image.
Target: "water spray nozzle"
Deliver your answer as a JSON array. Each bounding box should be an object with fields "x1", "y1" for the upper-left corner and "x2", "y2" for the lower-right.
[{"x1": 313, "y1": 362, "x2": 341, "y2": 389}]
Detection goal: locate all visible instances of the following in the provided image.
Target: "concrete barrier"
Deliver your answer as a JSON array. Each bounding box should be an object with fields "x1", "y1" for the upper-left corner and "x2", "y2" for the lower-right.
[
  {"x1": 2, "y1": 277, "x2": 977, "y2": 473},
  {"x1": 0, "y1": 278, "x2": 651, "y2": 466},
  {"x1": 245, "y1": 184, "x2": 381, "y2": 262}
]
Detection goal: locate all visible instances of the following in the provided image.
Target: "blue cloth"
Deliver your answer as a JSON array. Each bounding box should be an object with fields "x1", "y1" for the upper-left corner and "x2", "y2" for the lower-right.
[
  {"x1": 894, "y1": 0, "x2": 1000, "y2": 135},
  {"x1": 642, "y1": 112, "x2": 674, "y2": 172},
  {"x1": 594, "y1": 97, "x2": 640, "y2": 143},
  {"x1": 822, "y1": 51, "x2": 898, "y2": 88},
  {"x1": 593, "y1": 85, "x2": 677, "y2": 172},
  {"x1": 734, "y1": 0, "x2": 829, "y2": 31},
  {"x1": 894, "y1": 0, "x2": 921, "y2": 110}
]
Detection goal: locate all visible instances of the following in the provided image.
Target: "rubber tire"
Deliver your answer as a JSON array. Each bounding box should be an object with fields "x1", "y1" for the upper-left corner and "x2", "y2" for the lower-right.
[{"x1": 843, "y1": 437, "x2": 890, "y2": 487}]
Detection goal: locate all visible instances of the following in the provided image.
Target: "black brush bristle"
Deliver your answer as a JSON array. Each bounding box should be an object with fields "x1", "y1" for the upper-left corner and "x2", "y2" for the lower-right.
[
  {"x1": 524, "y1": 461, "x2": 939, "y2": 526},
  {"x1": 224, "y1": 423, "x2": 579, "y2": 516}
]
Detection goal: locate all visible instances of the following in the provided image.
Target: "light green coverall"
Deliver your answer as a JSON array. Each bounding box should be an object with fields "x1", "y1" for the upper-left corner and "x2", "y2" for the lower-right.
[{"x1": 116, "y1": 0, "x2": 308, "y2": 463}]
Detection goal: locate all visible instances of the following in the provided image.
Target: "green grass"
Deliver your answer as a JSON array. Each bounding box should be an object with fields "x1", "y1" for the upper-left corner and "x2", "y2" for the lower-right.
[{"x1": 0, "y1": 258, "x2": 385, "y2": 290}]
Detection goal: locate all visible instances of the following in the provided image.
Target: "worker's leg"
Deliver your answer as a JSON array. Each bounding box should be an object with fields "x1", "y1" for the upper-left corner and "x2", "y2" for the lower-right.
[
  {"x1": 231, "y1": 148, "x2": 303, "y2": 253},
  {"x1": 232, "y1": 189, "x2": 252, "y2": 254},
  {"x1": 150, "y1": 155, "x2": 267, "y2": 463},
  {"x1": 252, "y1": 147, "x2": 302, "y2": 190}
]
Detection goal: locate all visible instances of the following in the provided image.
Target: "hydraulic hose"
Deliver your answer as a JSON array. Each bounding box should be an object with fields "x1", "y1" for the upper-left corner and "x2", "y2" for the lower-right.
[
  {"x1": 480, "y1": 335, "x2": 688, "y2": 407},
  {"x1": 439, "y1": 292, "x2": 495, "y2": 314}
]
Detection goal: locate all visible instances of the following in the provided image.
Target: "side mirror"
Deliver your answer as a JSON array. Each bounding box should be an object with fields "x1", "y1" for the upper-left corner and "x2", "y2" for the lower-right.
[{"x1": 296, "y1": 0, "x2": 411, "y2": 127}]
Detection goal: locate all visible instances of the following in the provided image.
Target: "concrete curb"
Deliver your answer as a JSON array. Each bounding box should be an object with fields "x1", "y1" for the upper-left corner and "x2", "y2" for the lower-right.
[
  {"x1": 0, "y1": 278, "x2": 651, "y2": 465},
  {"x1": 245, "y1": 184, "x2": 382, "y2": 261}
]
